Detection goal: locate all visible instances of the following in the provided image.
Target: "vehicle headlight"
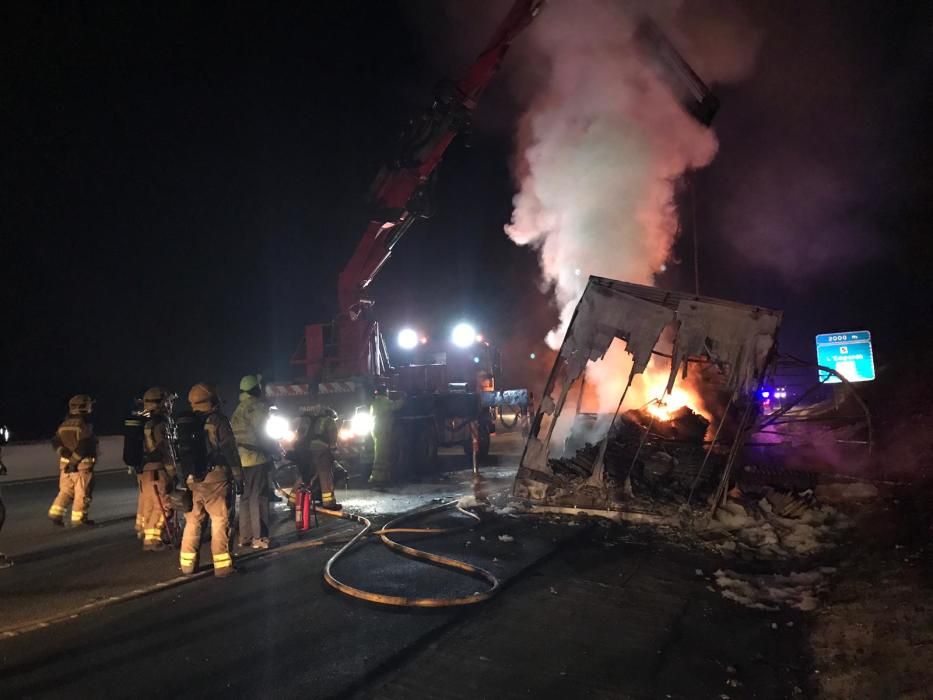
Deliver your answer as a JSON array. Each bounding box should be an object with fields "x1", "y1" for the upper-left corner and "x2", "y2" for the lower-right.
[
  {"x1": 0, "y1": 425, "x2": 9, "y2": 445},
  {"x1": 451, "y1": 322, "x2": 476, "y2": 348},
  {"x1": 350, "y1": 411, "x2": 374, "y2": 437},
  {"x1": 264, "y1": 414, "x2": 290, "y2": 441},
  {"x1": 397, "y1": 328, "x2": 419, "y2": 350}
]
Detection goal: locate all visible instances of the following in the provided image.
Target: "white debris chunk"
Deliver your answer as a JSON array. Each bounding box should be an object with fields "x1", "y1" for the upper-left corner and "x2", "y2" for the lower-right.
[
  {"x1": 498, "y1": 534, "x2": 515, "y2": 542},
  {"x1": 710, "y1": 497, "x2": 850, "y2": 559},
  {"x1": 714, "y1": 568, "x2": 836, "y2": 611}
]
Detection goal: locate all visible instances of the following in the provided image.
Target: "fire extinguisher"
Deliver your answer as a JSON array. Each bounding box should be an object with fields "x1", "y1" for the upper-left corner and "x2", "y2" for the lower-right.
[
  {"x1": 294, "y1": 488, "x2": 305, "y2": 532},
  {"x1": 294, "y1": 486, "x2": 317, "y2": 533}
]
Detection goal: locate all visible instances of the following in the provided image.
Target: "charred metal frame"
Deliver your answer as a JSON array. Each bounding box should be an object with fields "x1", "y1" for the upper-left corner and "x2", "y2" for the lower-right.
[{"x1": 513, "y1": 276, "x2": 783, "y2": 509}]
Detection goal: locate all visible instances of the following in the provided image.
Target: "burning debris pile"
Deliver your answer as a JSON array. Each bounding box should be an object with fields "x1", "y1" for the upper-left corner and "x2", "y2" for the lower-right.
[
  {"x1": 514, "y1": 277, "x2": 781, "y2": 512},
  {"x1": 547, "y1": 406, "x2": 716, "y2": 506}
]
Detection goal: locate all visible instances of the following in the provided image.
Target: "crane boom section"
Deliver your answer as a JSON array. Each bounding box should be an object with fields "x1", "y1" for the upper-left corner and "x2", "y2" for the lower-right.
[{"x1": 336, "y1": 0, "x2": 544, "y2": 315}]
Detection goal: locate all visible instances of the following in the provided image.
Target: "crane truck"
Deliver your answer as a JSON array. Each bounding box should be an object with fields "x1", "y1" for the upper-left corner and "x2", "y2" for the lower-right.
[{"x1": 266, "y1": 0, "x2": 545, "y2": 479}]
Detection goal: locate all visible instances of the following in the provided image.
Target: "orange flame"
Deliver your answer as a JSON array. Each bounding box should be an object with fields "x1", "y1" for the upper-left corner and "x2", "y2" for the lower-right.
[
  {"x1": 584, "y1": 338, "x2": 709, "y2": 420},
  {"x1": 642, "y1": 375, "x2": 708, "y2": 423}
]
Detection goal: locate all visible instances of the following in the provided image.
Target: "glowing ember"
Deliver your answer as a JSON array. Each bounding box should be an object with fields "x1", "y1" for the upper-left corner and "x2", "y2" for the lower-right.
[{"x1": 645, "y1": 385, "x2": 704, "y2": 422}]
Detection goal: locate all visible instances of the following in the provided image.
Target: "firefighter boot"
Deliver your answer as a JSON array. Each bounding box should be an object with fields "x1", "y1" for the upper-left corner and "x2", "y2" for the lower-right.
[
  {"x1": 48, "y1": 504, "x2": 66, "y2": 526},
  {"x1": 315, "y1": 452, "x2": 341, "y2": 510},
  {"x1": 179, "y1": 550, "x2": 198, "y2": 575},
  {"x1": 214, "y1": 557, "x2": 236, "y2": 578}
]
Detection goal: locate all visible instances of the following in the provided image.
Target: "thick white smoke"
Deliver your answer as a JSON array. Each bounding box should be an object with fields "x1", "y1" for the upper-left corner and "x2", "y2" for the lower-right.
[
  {"x1": 502, "y1": 0, "x2": 760, "y2": 427},
  {"x1": 505, "y1": 0, "x2": 719, "y2": 349}
]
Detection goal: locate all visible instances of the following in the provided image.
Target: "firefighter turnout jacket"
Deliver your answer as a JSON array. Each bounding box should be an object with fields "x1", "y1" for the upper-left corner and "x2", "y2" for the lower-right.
[
  {"x1": 231, "y1": 394, "x2": 276, "y2": 467},
  {"x1": 203, "y1": 411, "x2": 243, "y2": 482},
  {"x1": 53, "y1": 415, "x2": 98, "y2": 471}
]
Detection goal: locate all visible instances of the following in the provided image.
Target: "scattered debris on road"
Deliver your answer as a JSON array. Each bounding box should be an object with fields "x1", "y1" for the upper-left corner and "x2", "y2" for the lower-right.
[{"x1": 713, "y1": 567, "x2": 837, "y2": 611}]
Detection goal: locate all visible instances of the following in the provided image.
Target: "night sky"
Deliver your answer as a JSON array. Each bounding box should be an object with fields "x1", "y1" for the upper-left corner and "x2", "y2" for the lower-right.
[{"x1": 3, "y1": 1, "x2": 932, "y2": 439}]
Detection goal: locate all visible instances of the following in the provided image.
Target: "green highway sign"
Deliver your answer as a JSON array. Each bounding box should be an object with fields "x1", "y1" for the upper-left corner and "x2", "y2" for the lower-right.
[{"x1": 815, "y1": 331, "x2": 875, "y2": 383}]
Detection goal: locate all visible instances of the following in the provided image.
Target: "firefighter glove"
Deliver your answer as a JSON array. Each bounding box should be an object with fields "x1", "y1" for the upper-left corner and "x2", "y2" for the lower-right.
[{"x1": 65, "y1": 462, "x2": 79, "y2": 474}]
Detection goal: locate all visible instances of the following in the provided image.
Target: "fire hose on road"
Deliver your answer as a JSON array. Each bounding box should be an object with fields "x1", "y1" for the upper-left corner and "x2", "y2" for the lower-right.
[{"x1": 317, "y1": 501, "x2": 501, "y2": 608}]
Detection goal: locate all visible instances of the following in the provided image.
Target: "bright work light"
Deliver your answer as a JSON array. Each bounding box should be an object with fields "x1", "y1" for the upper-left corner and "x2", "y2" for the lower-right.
[
  {"x1": 351, "y1": 410, "x2": 374, "y2": 437},
  {"x1": 264, "y1": 414, "x2": 290, "y2": 441},
  {"x1": 451, "y1": 322, "x2": 476, "y2": 348},
  {"x1": 397, "y1": 328, "x2": 419, "y2": 350}
]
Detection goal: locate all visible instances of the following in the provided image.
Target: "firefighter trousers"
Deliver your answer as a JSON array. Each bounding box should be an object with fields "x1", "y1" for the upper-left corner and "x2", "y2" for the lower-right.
[
  {"x1": 238, "y1": 462, "x2": 270, "y2": 545},
  {"x1": 135, "y1": 474, "x2": 145, "y2": 537},
  {"x1": 48, "y1": 465, "x2": 94, "y2": 524},
  {"x1": 179, "y1": 470, "x2": 233, "y2": 575},
  {"x1": 370, "y1": 431, "x2": 394, "y2": 483},
  {"x1": 310, "y1": 449, "x2": 337, "y2": 506},
  {"x1": 139, "y1": 469, "x2": 171, "y2": 547}
]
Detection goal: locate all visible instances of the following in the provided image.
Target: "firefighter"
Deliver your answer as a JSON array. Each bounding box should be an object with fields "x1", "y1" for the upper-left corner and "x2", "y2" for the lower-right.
[
  {"x1": 231, "y1": 374, "x2": 278, "y2": 549},
  {"x1": 179, "y1": 383, "x2": 243, "y2": 577},
  {"x1": 139, "y1": 387, "x2": 177, "y2": 551},
  {"x1": 369, "y1": 386, "x2": 405, "y2": 486},
  {"x1": 289, "y1": 406, "x2": 341, "y2": 509},
  {"x1": 48, "y1": 395, "x2": 98, "y2": 526}
]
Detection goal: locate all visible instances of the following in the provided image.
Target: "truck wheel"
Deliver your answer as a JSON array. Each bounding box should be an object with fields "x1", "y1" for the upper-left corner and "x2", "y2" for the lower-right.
[
  {"x1": 498, "y1": 405, "x2": 520, "y2": 429},
  {"x1": 413, "y1": 425, "x2": 438, "y2": 475}
]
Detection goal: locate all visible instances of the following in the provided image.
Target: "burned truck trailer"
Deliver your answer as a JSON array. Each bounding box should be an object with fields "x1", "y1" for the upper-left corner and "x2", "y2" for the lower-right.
[{"x1": 513, "y1": 276, "x2": 782, "y2": 511}]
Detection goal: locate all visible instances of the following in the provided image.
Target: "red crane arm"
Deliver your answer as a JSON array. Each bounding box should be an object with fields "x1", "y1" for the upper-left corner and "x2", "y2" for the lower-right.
[{"x1": 336, "y1": 0, "x2": 545, "y2": 316}]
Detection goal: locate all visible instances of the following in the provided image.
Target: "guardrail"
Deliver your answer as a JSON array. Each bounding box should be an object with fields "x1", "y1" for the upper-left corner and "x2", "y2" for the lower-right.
[{"x1": 1, "y1": 436, "x2": 126, "y2": 483}]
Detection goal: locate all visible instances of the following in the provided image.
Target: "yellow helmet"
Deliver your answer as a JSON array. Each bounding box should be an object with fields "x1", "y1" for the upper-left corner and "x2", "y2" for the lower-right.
[
  {"x1": 143, "y1": 386, "x2": 171, "y2": 413},
  {"x1": 68, "y1": 394, "x2": 94, "y2": 415},
  {"x1": 188, "y1": 383, "x2": 218, "y2": 413},
  {"x1": 239, "y1": 374, "x2": 262, "y2": 393}
]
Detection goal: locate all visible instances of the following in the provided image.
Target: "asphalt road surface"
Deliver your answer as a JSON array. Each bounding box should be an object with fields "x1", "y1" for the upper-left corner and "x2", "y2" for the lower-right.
[{"x1": 0, "y1": 431, "x2": 808, "y2": 699}]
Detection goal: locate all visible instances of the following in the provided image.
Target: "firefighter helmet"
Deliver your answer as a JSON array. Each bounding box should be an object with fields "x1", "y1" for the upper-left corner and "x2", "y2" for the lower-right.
[
  {"x1": 68, "y1": 394, "x2": 94, "y2": 415},
  {"x1": 143, "y1": 386, "x2": 171, "y2": 413},
  {"x1": 188, "y1": 383, "x2": 218, "y2": 413},
  {"x1": 239, "y1": 374, "x2": 262, "y2": 393}
]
